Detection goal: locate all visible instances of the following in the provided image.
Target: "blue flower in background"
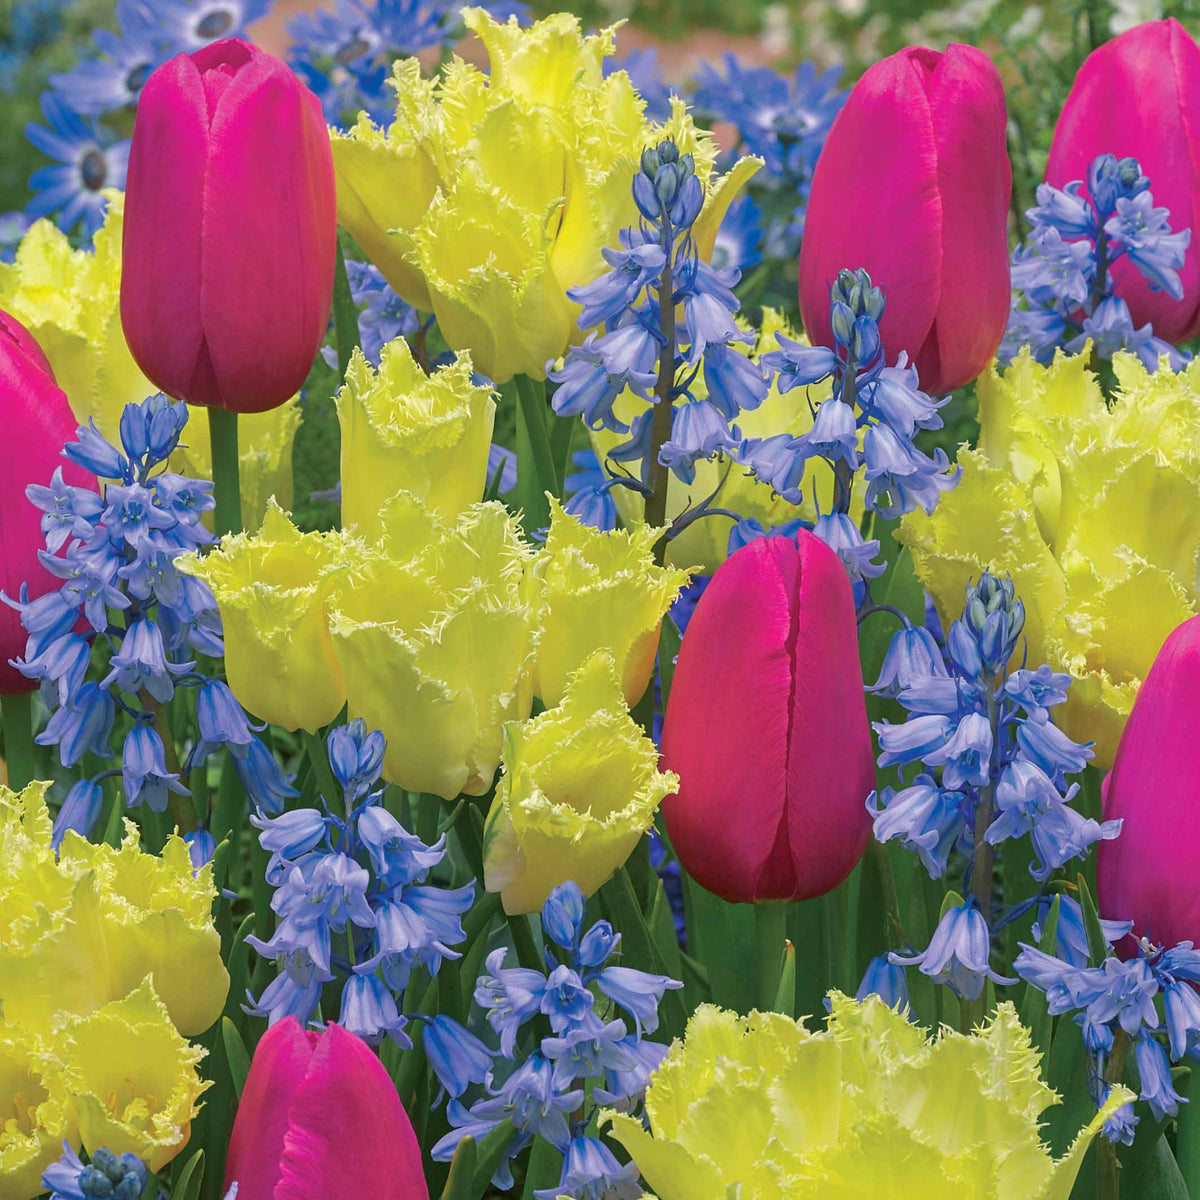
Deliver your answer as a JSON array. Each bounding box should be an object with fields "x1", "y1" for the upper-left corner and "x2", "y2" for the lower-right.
[
  {"x1": 604, "y1": 47, "x2": 676, "y2": 121},
  {"x1": 25, "y1": 91, "x2": 129, "y2": 236},
  {"x1": 49, "y1": 2, "x2": 168, "y2": 114},
  {"x1": 710, "y1": 193, "x2": 763, "y2": 275},
  {"x1": 151, "y1": 0, "x2": 271, "y2": 52},
  {"x1": 0, "y1": 212, "x2": 30, "y2": 262}
]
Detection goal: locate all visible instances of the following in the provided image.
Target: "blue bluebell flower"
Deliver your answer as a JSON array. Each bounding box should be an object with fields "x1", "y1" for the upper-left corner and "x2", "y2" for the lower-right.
[
  {"x1": 233, "y1": 736, "x2": 299, "y2": 816},
  {"x1": 51, "y1": 778, "x2": 105, "y2": 849},
  {"x1": 121, "y1": 724, "x2": 188, "y2": 813},
  {"x1": 25, "y1": 91, "x2": 130, "y2": 237},
  {"x1": 534, "y1": 1135, "x2": 643, "y2": 1200},
  {"x1": 855, "y1": 954, "x2": 911, "y2": 1011},
  {"x1": 327, "y1": 717, "x2": 386, "y2": 800},
  {"x1": 43, "y1": 1144, "x2": 147, "y2": 1200},
  {"x1": 868, "y1": 776, "x2": 967, "y2": 879},
  {"x1": 338, "y1": 971, "x2": 411, "y2": 1048},
  {"x1": 891, "y1": 902, "x2": 1013, "y2": 1001},
  {"x1": 429, "y1": 880, "x2": 680, "y2": 1189},
  {"x1": 184, "y1": 827, "x2": 217, "y2": 870},
  {"x1": 1003, "y1": 153, "x2": 1192, "y2": 369}
]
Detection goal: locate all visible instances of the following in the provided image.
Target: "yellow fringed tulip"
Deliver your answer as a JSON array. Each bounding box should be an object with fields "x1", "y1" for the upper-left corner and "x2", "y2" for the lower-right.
[
  {"x1": 899, "y1": 348, "x2": 1200, "y2": 766},
  {"x1": 588, "y1": 311, "x2": 855, "y2": 571},
  {"x1": 50, "y1": 981, "x2": 208, "y2": 1173},
  {"x1": 337, "y1": 338, "x2": 496, "y2": 536},
  {"x1": 0, "y1": 783, "x2": 229, "y2": 1038},
  {"x1": 0, "y1": 1023, "x2": 69, "y2": 1200},
  {"x1": 483, "y1": 651, "x2": 678, "y2": 913},
  {"x1": 533, "y1": 499, "x2": 690, "y2": 707},
  {"x1": 606, "y1": 996, "x2": 1131, "y2": 1200},
  {"x1": 178, "y1": 501, "x2": 350, "y2": 732},
  {"x1": 331, "y1": 9, "x2": 757, "y2": 382},
  {"x1": 329, "y1": 494, "x2": 538, "y2": 798},
  {"x1": 0, "y1": 197, "x2": 301, "y2": 529}
]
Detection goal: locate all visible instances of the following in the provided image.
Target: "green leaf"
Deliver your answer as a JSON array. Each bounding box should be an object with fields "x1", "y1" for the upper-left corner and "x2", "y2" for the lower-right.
[
  {"x1": 1178, "y1": 1062, "x2": 1200, "y2": 1197},
  {"x1": 472, "y1": 1119, "x2": 517, "y2": 1195},
  {"x1": 332, "y1": 242, "x2": 360, "y2": 383},
  {"x1": 658, "y1": 616, "x2": 682, "y2": 710},
  {"x1": 1076, "y1": 873, "x2": 1110, "y2": 965},
  {"x1": 171, "y1": 1150, "x2": 204, "y2": 1200},
  {"x1": 393, "y1": 974, "x2": 440, "y2": 1109},
  {"x1": 773, "y1": 939, "x2": 796, "y2": 1018},
  {"x1": 438, "y1": 1135, "x2": 477, "y2": 1200},
  {"x1": 687, "y1": 874, "x2": 756, "y2": 1015},
  {"x1": 224, "y1": 914, "x2": 255, "y2": 1022},
  {"x1": 521, "y1": 1134, "x2": 565, "y2": 1200},
  {"x1": 221, "y1": 1017, "x2": 251, "y2": 1103},
  {"x1": 1120, "y1": 1134, "x2": 1189, "y2": 1200},
  {"x1": 513, "y1": 374, "x2": 558, "y2": 535}
]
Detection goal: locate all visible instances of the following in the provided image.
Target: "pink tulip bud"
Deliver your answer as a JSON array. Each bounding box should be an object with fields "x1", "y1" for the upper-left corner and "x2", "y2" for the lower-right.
[
  {"x1": 1046, "y1": 18, "x2": 1200, "y2": 344},
  {"x1": 1098, "y1": 615, "x2": 1200, "y2": 948},
  {"x1": 0, "y1": 310, "x2": 92, "y2": 695},
  {"x1": 121, "y1": 39, "x2": 336, "y2": 413},
  {"x1": 660, "y1": 533, "x2": 875, "y2": 903},
  {"x1": 799, "y1": 45, "x2": 1011, "y2": 395},
  {"x1": 224, "y1": 1018, "x2": 428, "y2": 1200}
]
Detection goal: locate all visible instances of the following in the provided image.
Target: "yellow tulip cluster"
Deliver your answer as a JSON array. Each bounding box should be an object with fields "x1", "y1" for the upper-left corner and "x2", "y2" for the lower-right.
[
  {"x1": 0, "y1": 195, "x2": 300, "y2": 530},
  {"x1": 330, "y1": 7, "x2": 755, "y2": 382},
  {"x1": 190, "y1": 329, "x2": 687, "y2": 909},
  {"x1": 900, "y1": 348, "x2": 1200, "y2": 767},
  {"x1": 588, "y1": 310, "x2": 857, "y2": 571},
  {"x1": 0, "y1": 783, "x2": 223, "y2": 1198},
  {"x1": 606, "y1": 995, "x2": 1130, "y2": 1200}
]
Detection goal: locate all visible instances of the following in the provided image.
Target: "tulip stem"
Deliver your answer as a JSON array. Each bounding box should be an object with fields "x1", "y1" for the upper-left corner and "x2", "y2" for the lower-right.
[
  {"x1": 754, "y1": 900, "x2": 789, "y2": 1013},
  {"x1": 643, "y1": 250, "x2": 676, "y2": 566},
  {"x1": 209, "y1": 407, "x2": 243, "y2": 538},
  {"x1": 1, "y1": 692, "x2": 35, "y2": 791},
  {"x1": 1098, "y1": 1030, "x2": 1130, "y2": 1200}
]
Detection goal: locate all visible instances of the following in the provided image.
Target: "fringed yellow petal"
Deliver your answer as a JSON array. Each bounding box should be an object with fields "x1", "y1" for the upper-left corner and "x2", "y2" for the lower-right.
[
  {"x1": 482, "y1": 650, "x2": 677, "y2": 914},
  {"x1": 533, "y1": 499, "x2": 690, "y2": 707},
  {"x1": 606, "y1": 996, "x2": 1118, "y2": 1200},
  {"x1": 337, "y1": 339, "x2": 495, "y2": 535},
  {"x1": 901, "y1": 348, "x2": 1200, "y2": 767},
  {"x1": 177, "y1": 501, "x2": 351, "y2": 732},
  {"x1": 0, "y1": 1022, "x2": 70, "y2": 1200}
]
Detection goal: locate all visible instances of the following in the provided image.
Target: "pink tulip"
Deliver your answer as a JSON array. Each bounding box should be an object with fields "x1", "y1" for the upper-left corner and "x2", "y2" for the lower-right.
[
  {"x1": 121, "y1": 39, "x2": 336, "y2": 413},
  {"x1": 1046, "y1": 18, "x2": 1200, "y2": 344},
  {"x1": 660, "y1": 533, "x2": 875, "y2": 903},
  {"x1": 798, "y1": 45, "x2": 1011, "y2": 395},
  {"x1": 224, "y1": 1018, "x2": 428, "y2": 1200},
  {"x1": 1098, "y1": 615, "x2": 1200, "y2": 949},
  {"x1": 0, "y1": 311, "x2": 92, "y2": 695}
]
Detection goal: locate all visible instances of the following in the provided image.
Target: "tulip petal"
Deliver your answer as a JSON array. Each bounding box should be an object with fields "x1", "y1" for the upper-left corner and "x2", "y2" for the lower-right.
[
  {"x1": 120, "y1": 52, "x2": 209, "y2": 403},
  {"x1": 197, "y1": 42, "x2": 336, "y2": 412},
  {"x1": 223, "y1": 1018, "x2": 317, "y2": 1200},
  {"x1": 273, "y1": 1023, "x2": 428, "y2": 1200}
]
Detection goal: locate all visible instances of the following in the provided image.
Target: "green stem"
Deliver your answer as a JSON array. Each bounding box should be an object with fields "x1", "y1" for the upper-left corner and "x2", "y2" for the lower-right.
[
  {"x1": 754, "y1": 900, "x2": 789, "y2": 1013},
  {"x1": 1098, "y1": 1029, "x2": 1130, "y2": 1200},
  {"x1": 208, "y1": 407, "x2": 242, "y2": 539},
  {"x1": 141, "y1": 691, "x2": 196, "y2": 833},
  {"x1": 1, "y1": 691, "x2": 35, "y2": 791},
  {"x1": 642, "y1": 253, "x2": 676, "y2": 567},
  {"x1": 866, "y1": 838, "x2": 905, "y2": 945},
  {"x1": 302, "y1": 730, "x2": 341, "y2": 808}
]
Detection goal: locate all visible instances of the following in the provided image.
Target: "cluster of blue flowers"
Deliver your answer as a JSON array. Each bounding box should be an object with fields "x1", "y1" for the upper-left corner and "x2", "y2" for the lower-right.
[
  {"x1": 0, "y1": 0, "x2": 70, "y2": 94},
  {"x1": 423, "y1": 881, "x2": 680, "y2": 1198},
  {"x1": 551, "y1": 137, "x2": 771, "y2": 538},
  {"x1": 43, "y1": 1144, "x2": 148, "y2": 1200},
  {"x1": 322, "y1": 259, "x2": 422, "y2": 368},
  {"x1": 693, "y1": 55, "x2": 845, "y2": 266},
  {"x1": 247, "y1": 719, "x2": 474, "y2": 1046},
  {"x1": 1000, "y1": 153, "x2": 1192, "y2": 370},
  {"x1": 864, "y1": 572, "x2": 1121, "y2": 1004},
  {"x1": 1017, "y1": 906, "x2": 1200, "y2": 1143},
  {"x1": 289, "y1": 0, "x2": 528, "y2": 129},
  {"x1": 4, "y1": 395, "x2": 292, "y2": 855},
  {"x1": 750, "y1": 267, "x2": 959, "y2": 599}
]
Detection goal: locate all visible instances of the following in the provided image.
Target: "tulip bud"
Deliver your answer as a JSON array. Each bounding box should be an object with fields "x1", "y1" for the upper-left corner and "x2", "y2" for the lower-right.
[
  {"x1": 799, "y1": 44, "x2": 1011, "y2": 395},
  {"x1": 224, "y1": 1018, "x2": 428, "y2": 1200},
  {"x1": 660, "y1": 532, "x2": 875, "y2": 903},
  {"x1": 1098, "y1": 615, "x2": 1200, "y2": 947},
  {"x1": 1046, "y1": 19, "x2": 1200, "y2": 343},
  {"x1": 121, "y1": 39, "x2": 336, "y2": 412},
  {"x1": 0, "y1": 309, "x2": 93, "y2": 694}
]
